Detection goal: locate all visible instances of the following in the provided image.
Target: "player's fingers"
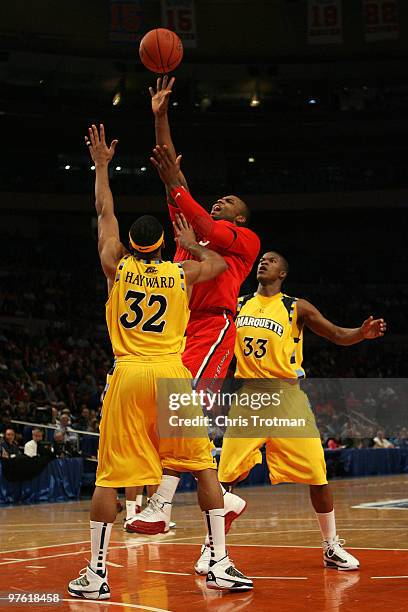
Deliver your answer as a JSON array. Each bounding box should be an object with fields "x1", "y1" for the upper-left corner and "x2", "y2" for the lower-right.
[
  {"x1": 168, "y1": 76, "x2": 175, "y2": 90},
  {"x1": 156, "y1": 146, "x2": 169, "y2": 167},
  {"x1": 162, "y1": 75, "x2": 168, "y2": 89},
  {"x1": 99, "y1": 123, "x2": 106, "y2": 144},
  {"x1": 150, "y1": 156, "x2": 160, "y2": 169},
  {"x1": 156, "y1": 77, "x2": 161, "y2": 92},
  {"x1": 88, "y1": 127, "x2": 96, "y2": 147},
  {"x1": 152, "y1": 146, "x2": 162, "y2": 161},
  {"x1": 149, "y1": 87, "x2": 154, "y2": 98},
  {"x1": 92, "y1": 124, "x2": 100, "y2": 145},
  {"x1": 172, "y1": 220, "x2": 181, "y2": 236},
  {"x1": 176, "y1": 154, "x2": 182, "y2": 166},
  {"x1": 178, "y1": 212, "x2": 188, "y2": 229},
  {"x1": 110, "y1": 139, "x2": 118, "y2": 152}
]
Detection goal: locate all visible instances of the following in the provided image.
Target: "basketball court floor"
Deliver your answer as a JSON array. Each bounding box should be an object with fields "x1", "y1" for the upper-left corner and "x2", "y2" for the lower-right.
[{"x1": 0, "y1": 475, "x2": 407, "y2": 611}]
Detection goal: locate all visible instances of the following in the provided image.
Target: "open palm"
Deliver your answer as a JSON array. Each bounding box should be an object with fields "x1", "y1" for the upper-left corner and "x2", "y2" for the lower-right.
[{"x1": 149, "y1": 76, "x2": 175, "y2": 117}]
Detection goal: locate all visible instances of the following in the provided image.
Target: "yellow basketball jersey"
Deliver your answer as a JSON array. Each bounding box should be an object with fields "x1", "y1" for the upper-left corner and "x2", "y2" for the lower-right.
[
  {"x1": 106, "y1": 255, "x2": 189, "y2": 357},
  {"x1": 234, "y1": 292, "x2": 305, "y2": 379}
]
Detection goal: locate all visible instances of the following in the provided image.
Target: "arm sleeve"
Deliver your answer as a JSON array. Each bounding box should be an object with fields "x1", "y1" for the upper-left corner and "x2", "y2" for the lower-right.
[{"x1": 169, "y1": 187, "x2": 260, "y2": 257}]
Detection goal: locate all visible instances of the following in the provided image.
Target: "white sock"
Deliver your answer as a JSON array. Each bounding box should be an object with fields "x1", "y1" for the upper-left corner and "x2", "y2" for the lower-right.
[
  {"x1": 125, "y1": 500, "x2": 136, "y2": 520},
  {"x1": 204, "y1": 484, "x2": 225, "y2": 546},
  {"x1": 204, "y1": 508, "x2": 226, "y2": 564},
  {"x1": 136, "y1": 494, "x2": 143, "y2": 507},
  {"x1": 156, "y1": 475, "x2": 180, "y2": 503},
  {"x1": 316, "y1": 510, "x2": 336, "y2": 543},
  {"x1": 90, "y1": 521, "x2": 113, "y2": 576}
]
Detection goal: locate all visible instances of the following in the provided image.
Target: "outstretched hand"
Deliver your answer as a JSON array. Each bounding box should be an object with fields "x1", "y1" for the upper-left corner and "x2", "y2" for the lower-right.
[
  {"x1": 149, "y1": 76, "x2": 175, "y2": 117},
  {"x1": 84, "y1": 124, "x2": 118, "y2": 166},
  {"x1": 173, "y1": 213, "x2": 196, "y2": 249},
  {"x1": 150, "y1": 144, "x2": 182, "y2": 187},
  {"x1": 360, "y1": 316, "x2": 387, "y2": 339}
]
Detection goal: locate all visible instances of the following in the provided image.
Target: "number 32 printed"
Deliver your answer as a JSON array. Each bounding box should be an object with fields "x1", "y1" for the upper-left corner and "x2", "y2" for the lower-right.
[{"x1": 120, "y1": 290, "x2": 167, "y2": 333}]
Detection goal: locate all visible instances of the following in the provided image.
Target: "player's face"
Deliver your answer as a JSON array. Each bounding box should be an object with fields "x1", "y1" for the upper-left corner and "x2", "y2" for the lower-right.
[
  {"x1": 257, "y1": 252, "x2": 285, "y2": 283},
  {"x1": 210, "y1": 195, "x2": 244, "y2": 223}
]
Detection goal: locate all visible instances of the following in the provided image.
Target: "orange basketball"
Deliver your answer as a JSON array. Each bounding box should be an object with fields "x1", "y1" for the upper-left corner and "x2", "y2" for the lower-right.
[{"x1": 139, "y1": 28, "x2": 183, "y2": 74}]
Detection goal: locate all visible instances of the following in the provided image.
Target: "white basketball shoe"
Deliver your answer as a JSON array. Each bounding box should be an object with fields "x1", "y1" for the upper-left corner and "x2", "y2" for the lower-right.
[
  {"x1": 323, "y1": 536, "x2": 360, "y2": 570},
  {"x1": 68, "y1": 566, "x2": 110, "y2": 600}
]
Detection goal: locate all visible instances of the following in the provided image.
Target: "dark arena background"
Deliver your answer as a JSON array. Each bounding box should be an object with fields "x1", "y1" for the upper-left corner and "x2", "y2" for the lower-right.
[{"x1": 0, "y1": 2, "x2": 407, "y2": 611}]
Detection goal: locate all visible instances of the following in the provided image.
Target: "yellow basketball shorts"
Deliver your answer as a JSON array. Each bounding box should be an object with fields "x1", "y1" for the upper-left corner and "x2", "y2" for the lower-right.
[
  {"x1": 96, "y1": 355, "x2": 216, "y2": 488},
  {"x1": 218, "y1": 381, "x2": 327, "y2": 486}
]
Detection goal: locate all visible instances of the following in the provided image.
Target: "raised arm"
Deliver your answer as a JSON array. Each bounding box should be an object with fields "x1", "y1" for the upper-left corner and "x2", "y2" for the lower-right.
[
  {"x1": 173, "y1": 213, "x2": 228, "y2": 291},
  {"x1": 151, "y1": 145, "x2": 252, "y2": 252},
  {"x1": 297, "y1": 299, "x2": 386, "y2": 346},
  {"x1": 85, "y1": 124, "x2": 127, "y2": 289},
  {"x1": 150, "y1": 76, "x2": 189, "y2": 197}
]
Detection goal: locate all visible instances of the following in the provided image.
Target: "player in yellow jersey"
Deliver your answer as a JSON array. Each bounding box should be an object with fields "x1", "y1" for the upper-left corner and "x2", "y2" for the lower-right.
[
  {"x1": 68, "y1": 124, "x2": 253, "y2": 599},
  {"x1": 196, "y1": 251, "x2": 386, "y2": 574}
]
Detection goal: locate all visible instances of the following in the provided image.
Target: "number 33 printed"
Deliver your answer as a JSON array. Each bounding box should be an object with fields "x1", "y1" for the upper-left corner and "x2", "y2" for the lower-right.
[{"x1": 243, "y1": 336, "x2": 268, "y2": 358}]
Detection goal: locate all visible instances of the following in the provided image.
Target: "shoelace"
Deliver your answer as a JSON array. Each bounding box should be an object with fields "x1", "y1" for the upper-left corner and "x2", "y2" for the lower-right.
[
  {"x1": 325, "y1": 537, "x2": 346, "y2": 557},
  {"x1": 73, "y1": 568, "x2": 89, "y2": 586},
  {"x1": 140, "y1": 495, "x2": 167, "y2": 517}
]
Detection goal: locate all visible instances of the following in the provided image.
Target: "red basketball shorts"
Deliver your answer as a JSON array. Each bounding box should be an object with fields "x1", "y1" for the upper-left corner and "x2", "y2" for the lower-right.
[{"x1": 182, "y1": 311, "x2": 236, "y2": 390}]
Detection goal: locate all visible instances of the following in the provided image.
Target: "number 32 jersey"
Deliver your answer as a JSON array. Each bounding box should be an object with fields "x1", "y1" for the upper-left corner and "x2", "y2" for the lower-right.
[
  {"x1": 234, "y1": 292, "x2": 305, "y2": 380},
  {"x1": 106, "y1": 255, "x2": 189, "y2": 357}
]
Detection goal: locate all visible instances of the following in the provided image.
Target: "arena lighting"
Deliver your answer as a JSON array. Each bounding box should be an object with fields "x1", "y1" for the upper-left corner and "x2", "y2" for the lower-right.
[
  {"x1": 64, "y1": 165, "x2": 71, "y2": 170},
  {"x1": 308, "y1": 98, "x2": 318, "y2": 105},
  {"x1": 140, "y1": 167, "x2": 147, "y2": 172},
  {"x1": 250, "y1": 93, "x2": 260, "y2": 107},
  {"x1": 172, "y1": 101, "x2": 178, "y2": 107},
  {"x1": 91, "y1": 165, "x2": 95, "y2": 171},
  {"x1": 248, "y1": 157, "x2": 255, "y2": 163},
  {"x1": 112, "y1": 91, "x2": 122, "y2": 106},
  {"x1": 115, "y1": 166, "x2": 122, "y2": 171}
]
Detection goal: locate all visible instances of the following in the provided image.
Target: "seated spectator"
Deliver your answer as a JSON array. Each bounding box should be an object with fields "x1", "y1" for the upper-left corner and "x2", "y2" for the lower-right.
[
  {"x1": 1, "y1": 428, "x2": 21, "y2": 458},
  {"x1": 53, "y1": 429, "x2": 80, "y2": 457},
  {"x1": 397, "y1": 427, "x2": 408, "y2": 447},
  {"x1": 373, "y1": 430, "x2": 394, "y2": 449},
  {"x1": 24, "y1": 428, "x2": 44, "y2": 457},
  {"x1": 74, "y1": 406, "x2": 91, "y2": 431},
  {"x1": 57, "y1": 414, "x2": 79, "y2": 450},
  {"x1": 326, "y1": 437, "x2": 342, "y2": 450}
]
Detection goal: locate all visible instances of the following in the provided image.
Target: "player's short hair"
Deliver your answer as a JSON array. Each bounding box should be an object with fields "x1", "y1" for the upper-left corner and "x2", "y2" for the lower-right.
[
  {"x1": 129, "y1": 215, "x2": 164, "y2": 253},
  {"x1": 269, "y1": 251, "x2": 289, "y2": 277},
  {"x1": 236, "y1": 198, "x2": 250, "y2": 226}
]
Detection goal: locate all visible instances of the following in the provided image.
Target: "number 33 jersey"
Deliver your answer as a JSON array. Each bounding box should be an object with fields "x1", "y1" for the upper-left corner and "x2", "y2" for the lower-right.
[
  {"x1": 234, "y1": 292, "x2": 305, "y2": 380},
  {"x1": 106, "y1": 255, "x2": 189, "y2": 357}
]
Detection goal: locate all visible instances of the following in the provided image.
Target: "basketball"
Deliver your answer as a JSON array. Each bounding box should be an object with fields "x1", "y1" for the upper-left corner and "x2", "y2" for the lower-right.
[{"x1": 139, "y1": 28, "x2": 183, "y2": 74}]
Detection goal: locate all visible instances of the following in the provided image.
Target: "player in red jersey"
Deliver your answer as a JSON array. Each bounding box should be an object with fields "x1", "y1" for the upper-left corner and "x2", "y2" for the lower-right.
[
  {"x1": 125, "y1": 77, "x2": 260, "y2": 536},
  {"x1": 151, "y1": 77, "x2": 260, "y2": 388}
]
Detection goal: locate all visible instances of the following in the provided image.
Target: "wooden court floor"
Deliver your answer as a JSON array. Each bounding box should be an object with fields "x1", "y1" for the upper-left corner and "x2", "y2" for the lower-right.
[{"x1": 0, "y1": 475, "x2": 407, "y2": 612}]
